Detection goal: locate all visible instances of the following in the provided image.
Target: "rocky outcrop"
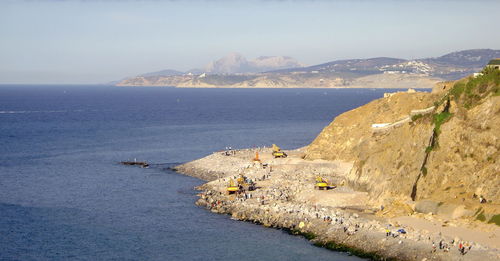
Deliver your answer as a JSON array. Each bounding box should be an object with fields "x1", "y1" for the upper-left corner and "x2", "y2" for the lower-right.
[
  {"x1": 419, "y1": 96, "x2": 500, "y2": 204},
  {"x1": 305, "y1": 71, "x2": 500, "y2": 221},
  {"x1": 306, "y1": 90, "x2": 438, "y2": 161}
]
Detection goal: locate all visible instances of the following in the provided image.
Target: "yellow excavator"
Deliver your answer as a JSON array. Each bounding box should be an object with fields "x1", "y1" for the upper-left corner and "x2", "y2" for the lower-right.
[
  {"x1": 226, "y1": 179, "x2": 239, "y2": 194},
  {"x1": 237, "y1": 174, "x2": 256, "y2": 191},
  {"x1": 315, "y1": 176, "x2": 335, "y2": 190},
  {"x1": 272, "y1": 144, "x2": 287, "y2": 158}
]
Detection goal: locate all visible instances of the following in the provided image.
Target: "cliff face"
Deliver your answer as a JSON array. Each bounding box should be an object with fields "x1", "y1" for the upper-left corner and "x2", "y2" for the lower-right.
[
  {"x1": 305, "y1": 91, "x2": 438, "y2": 161},
  {"x1": 305, "y1": 70, "x2": 500, "y2": 220},
  {"x1": 418, "y1": 95, "x2": 500, "y2": 202}
]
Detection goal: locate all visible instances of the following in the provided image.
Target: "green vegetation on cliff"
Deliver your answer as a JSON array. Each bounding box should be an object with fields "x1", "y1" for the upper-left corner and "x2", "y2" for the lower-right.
[
  {"x1": 488, "y1": 214, "x2": 500, "y2": 226},
  {"x1": 450, "y1": 67, "x2": 500, "y2": 108}
]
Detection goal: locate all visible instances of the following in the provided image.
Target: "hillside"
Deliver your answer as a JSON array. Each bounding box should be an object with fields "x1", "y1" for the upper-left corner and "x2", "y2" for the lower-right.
[
  {"x1": 305, "y1": 66, "x2": 500, "y2": 222},
  {"x1": 272, "y1": 57, "x2": 406, "y2": 74},
  {"x1": 116, "y1": 49, "x2": 500, "y2": 88},
  {"x1": 276, "y1": 49, "x2": 500, "y2": 80}
]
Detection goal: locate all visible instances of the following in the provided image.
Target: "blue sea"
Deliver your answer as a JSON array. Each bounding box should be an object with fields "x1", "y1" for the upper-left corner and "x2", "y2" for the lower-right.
[{"x1": 0, "y1": 85, "x2": 402, "y2": 260}]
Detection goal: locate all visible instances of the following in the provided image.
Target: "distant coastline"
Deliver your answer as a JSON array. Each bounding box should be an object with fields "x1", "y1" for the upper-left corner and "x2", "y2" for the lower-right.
[
  {"x1": 116, "y1": 73, "x2": 442, "y2": 89},
  {"x1": 115, "y1": 49, "x2": 500, "y2": 89}
]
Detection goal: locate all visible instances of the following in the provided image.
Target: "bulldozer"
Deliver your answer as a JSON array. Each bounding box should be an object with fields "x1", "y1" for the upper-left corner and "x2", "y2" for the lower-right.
[
  {"x1": 315, "y1": 176, "x2": 335, "y2": 190},
  {"x1": 226, "y1": 179, "x2": 239, "y2": 194},
  {"x1": 272, "y1": 144, "x2": 287, "y2": 158}
]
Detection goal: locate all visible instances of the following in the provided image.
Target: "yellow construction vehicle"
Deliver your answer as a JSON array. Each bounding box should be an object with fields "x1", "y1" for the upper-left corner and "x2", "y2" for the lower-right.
[
  {"x1": 272, "y1": 144, "x2": 287, "y2": 158},
  {"x1": 237, "y1": 174, "x2": 256, "y2": 191},
  {"x1": 226, "y1": 179, "x2": 239, "y2": 194},
  {"x1": 253, "y1": 151, "x2": 261, "y2": 162},
  {"x1": 315, "y1": 176, "x2": 335, "y2": 190},
  {"x1": 237, "y1": 175, "x2": 245, "y2": 185}
]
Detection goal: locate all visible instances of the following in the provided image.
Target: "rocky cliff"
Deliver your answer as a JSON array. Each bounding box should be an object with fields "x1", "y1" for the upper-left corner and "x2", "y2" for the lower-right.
[{"x1": 305, "y1": 68, "x2": 500, "y2": 222}]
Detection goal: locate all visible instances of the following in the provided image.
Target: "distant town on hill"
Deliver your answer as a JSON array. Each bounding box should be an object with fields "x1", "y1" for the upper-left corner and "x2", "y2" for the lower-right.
[{"x1": 116, "y1": 49, "x2": 500, "y2": 88}]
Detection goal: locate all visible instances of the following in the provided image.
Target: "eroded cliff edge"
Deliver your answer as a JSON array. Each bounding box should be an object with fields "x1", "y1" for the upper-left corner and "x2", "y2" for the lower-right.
[{"x1": 306, "y1": 68, "x2": 500, "y2": 221}]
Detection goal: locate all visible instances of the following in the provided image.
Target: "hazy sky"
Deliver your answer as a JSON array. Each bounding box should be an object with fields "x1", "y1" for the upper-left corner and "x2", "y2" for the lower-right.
[{"x1": 1, "y1": 0, "x2": 499, "y2": 84}]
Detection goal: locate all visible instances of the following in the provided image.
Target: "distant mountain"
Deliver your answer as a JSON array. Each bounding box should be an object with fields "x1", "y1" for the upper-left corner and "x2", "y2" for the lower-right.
[
  {"x1": 419, "y1": 49, "x2": 500, "y2": 79},
  {"x1": 273, "y1": 57, "x2": 406, "y2": 75},
  {"x1": 204, "y1": 53, "x2": 302, "y2": 74},
  {"x1": 116, "y1": 49, "x2": 500, "y2": 87},
  {"x1": 251, "y1": 55, "x2": 304, "y2": 72},
  {"x1": 272, "y1": 49, "x2": 500, "y2": 80},
  {"x1": 423, "y1": 49, "x2": 500, "y2": 67},
  {"x1": 139, "y1": 69, "x2": 184, "y2": 77}
]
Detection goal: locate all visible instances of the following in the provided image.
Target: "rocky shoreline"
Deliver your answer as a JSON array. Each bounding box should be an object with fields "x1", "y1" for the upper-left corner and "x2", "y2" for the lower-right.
[{"x1": 174, "y1": 148, "x2": 499, "y2": 261}]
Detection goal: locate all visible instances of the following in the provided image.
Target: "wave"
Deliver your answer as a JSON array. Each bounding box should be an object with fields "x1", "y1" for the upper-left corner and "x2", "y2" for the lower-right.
[
  {"x1": 0, "y1": 110, "x2": 68, "y2": 114},
  {"x1": 0, "y1": 109, "x2": 96, "y2": 114}
]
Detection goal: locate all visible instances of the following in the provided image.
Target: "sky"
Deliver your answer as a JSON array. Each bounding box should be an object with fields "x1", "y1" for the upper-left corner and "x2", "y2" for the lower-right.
[{"x1": 0, "y1": 0, "x2": 499, "y2": 84}]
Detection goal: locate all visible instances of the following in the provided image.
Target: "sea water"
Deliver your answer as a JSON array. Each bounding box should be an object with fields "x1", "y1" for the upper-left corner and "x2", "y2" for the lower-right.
[{"x1": 0, "y1": 85, "x2": 405, "y2": 260}]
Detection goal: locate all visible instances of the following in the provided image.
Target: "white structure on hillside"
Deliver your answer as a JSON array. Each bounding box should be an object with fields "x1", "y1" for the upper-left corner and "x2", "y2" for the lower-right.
[{"x1": 487, "y1": 59, "x2": 500, "y2": 70}]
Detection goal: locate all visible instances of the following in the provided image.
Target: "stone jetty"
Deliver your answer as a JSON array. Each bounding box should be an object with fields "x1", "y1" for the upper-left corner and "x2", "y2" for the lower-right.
[{"x1": 174, "y1": 147, "x2": 500, "y2": 261}]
